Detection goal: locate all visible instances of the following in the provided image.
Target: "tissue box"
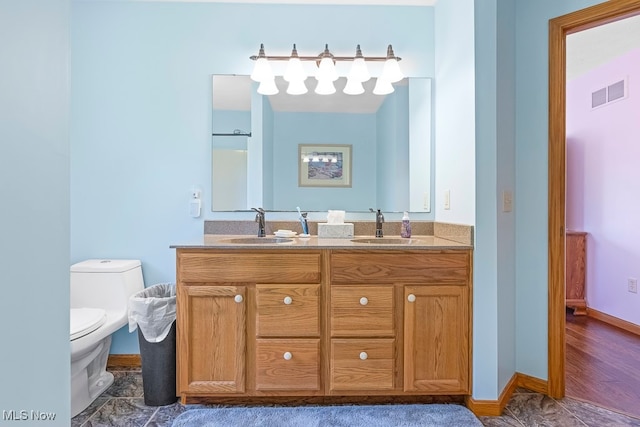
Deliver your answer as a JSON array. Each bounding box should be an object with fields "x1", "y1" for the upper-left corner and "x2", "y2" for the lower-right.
[{"x1": 318, "y1": 223, "x2": 354, "y2": 239}]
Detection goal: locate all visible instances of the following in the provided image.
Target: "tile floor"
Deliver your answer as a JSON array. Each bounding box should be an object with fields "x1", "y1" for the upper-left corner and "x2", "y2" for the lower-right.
[{"x1": 72, "y1": 368, "x2": 640, "y2": 427}]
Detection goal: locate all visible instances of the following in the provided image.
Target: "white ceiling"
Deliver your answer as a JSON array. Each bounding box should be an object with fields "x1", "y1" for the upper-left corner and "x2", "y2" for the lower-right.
[{"x1": 566, "y1": 14, "x2": 640, "y2": 80}]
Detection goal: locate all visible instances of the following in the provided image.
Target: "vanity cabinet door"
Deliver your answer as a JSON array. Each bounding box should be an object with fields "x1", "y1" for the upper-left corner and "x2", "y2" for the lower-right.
[
  {"x1": 403, "y1": 285, "x2": 469, "y2": 394},
  {"x1": 177, "y1": 285, "x2": 246, "y2": 395}
]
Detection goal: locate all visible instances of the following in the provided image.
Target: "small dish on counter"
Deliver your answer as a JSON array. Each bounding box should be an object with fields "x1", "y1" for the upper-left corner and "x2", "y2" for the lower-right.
[{"x1": 274, "y1": 230, "x2": 297, "y2": 238}]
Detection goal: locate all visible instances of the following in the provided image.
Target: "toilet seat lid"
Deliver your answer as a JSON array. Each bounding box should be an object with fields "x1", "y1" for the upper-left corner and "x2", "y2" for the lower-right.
[{"x1": 70, "y1": 308, "x2": 107, "y2": 341}]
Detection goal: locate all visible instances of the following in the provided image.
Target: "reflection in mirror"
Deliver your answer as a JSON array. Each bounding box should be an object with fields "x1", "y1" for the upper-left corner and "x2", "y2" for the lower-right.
[{"x1": 211, "y1": 75, "x2": 431, "y2": 213}]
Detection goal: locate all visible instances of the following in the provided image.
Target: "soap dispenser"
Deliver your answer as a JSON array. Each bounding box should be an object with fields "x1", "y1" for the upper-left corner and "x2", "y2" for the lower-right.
[{"x1": 401, "y1": 211, "x2": 411, "y2": 238}]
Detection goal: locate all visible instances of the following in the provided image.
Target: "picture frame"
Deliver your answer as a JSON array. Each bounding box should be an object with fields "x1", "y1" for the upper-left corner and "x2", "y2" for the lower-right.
[{"x1": 298, "y1": 144, "x2": 352, "y2": 188}]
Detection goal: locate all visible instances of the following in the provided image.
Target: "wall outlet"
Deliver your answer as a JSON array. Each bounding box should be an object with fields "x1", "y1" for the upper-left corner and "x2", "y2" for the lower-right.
[
  {"x1": 444, "y1": 190, "x2": 450, "y2": 210},
  {"x1": 629, "y1": 278, "x2": 638, "y2": 293}
]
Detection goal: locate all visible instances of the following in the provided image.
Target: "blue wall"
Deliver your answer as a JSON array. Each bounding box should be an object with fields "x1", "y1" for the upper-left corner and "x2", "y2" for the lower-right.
[
  {"x1": 0, "y1": 0, "x2": 70, "y2": 422},
  {"x1": 513, "y1": 0, "x2": 601, "y2": 380},
  {"x1": 272, "y1": 111, "x2": 377, "y2": 211}
]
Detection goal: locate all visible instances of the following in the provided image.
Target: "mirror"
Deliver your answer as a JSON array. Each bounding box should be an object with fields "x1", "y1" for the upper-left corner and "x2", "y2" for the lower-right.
[{"x1": 211, "y1": 75, "x2": 432, "y2": 213}]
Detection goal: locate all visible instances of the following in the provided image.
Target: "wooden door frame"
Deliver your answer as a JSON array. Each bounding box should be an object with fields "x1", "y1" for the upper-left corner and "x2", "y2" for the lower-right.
[{"x1": 548, "y1": 0, "x2": 640, "y2": 398}]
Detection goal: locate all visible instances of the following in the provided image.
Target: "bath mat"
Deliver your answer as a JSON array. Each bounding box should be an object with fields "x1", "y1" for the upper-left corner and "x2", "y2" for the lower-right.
[{"x1": 171, "y1": 403, "x2": 483, "y2": 427}]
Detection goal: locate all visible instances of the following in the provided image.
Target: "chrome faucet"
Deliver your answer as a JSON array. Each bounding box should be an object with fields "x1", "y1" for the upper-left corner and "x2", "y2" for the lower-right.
[
  {"x1": 370, "y1": 208, "x2": 384, "y2": 238},
  {"x1": 252, "y1": 207, "x2": 266, "y2": 237}
]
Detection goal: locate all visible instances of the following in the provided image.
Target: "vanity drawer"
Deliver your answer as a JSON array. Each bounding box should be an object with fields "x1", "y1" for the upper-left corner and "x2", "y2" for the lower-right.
[
  {"x1": 330, "y1": 339, "x2": 395, "y2": 391},
  {"x1": 331, "y1": 251, "x2": 470, "y2": 284},
  {"x1": 256, "y1": 284, "x2": 320, "y2": 337},
  {"x1": 177, "y1": 250, "x2": 321, "y2": 283},
  {"x1": 330, "y1": 285, "x2": 394, "y2": 337},
  {"x1": 255, "y1": 339, "x2": 320, "y2": 391}
]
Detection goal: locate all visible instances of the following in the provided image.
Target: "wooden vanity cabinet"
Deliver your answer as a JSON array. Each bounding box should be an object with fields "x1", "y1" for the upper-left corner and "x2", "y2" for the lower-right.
[
  {"x1": 176, "y1": 249, "x2": 322, "y2": 401},
  {"x1": 176, "y1": 247, "x2": 472, "y2": 403},
  {"x1": 330, "y1": 250, "x2": 471, "y2": 395}
]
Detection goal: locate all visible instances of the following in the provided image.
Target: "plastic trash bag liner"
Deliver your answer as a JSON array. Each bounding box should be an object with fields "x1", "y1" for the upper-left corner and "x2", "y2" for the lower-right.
[{"x1": 128, "y1": 283, "x2": 176, "y2": 343}]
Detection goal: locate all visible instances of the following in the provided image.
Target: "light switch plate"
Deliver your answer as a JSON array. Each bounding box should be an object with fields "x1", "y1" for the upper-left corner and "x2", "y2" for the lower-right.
[
  {"x1": 423, "y1": 192, "x2": 430, "y2": 212},
  {"x1": 502, "y1": 191, "x2": 513, "y2": 212}
]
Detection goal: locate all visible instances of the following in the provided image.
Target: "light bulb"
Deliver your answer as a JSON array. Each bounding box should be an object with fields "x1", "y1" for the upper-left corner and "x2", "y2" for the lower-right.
[
  {"x1": 373, "y1": 78, "x2": 394, "y2": 95},
  {"x1": 348, "y1": 45, "x2": 370, "y2": 83},
  {"x1": 286, "y1": 79, "x2": 308, "y2": 95},
  {"x1": 315, "y1": 44, "x2": 338, "y2": 82},
  {"x1": 284, "y1": 44, "x2": 306, "y2": 83},
  {"x1": 381, "y1": 44, "x2": 404, "y2": 83},
  {"x1": 250, "y1": 44, "x2": 273, "y2": 83},
  {"x1": 315, "y1": 78, "x2": 336, "y2": 95},
  {"x1": 344, "y1": 78, "x2": 365, "y2": 95},
  {"x1": 257, "y1": 77, "x2": 278, "y2": 95}
]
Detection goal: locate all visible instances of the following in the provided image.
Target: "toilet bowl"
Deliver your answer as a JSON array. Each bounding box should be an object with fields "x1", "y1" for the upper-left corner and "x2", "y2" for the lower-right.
[{"x1": 70, "y1": 259, "x2": 144, "y2": 418}]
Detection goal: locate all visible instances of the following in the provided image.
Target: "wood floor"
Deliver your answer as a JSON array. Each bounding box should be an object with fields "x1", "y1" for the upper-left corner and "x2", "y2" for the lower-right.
[{"x1": 565, "y1": 308, "x2": 640, "y2": 419}]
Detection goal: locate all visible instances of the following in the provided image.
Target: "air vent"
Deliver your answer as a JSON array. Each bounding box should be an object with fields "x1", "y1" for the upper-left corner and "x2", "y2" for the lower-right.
[
  {"x1": 591, "y1": 78, "x2": 627, "y2": 109},
  {"x1": 592, "y1": 88, "x2": 607, "y2": 108},
  {"x1": 608, "y1": 80, "x2": 625, "y2": 102}
]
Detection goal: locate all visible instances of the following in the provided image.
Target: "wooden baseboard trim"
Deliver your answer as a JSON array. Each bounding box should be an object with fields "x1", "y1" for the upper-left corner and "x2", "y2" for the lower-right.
[
  {"x1": 466, "y1": 373, "x2": 518, "y2": 416},
  {"x1": 587, "y1": 308, "x2": 640, "y2": 337},
  {"x1": 467, "y1": 372, "x2": 548, "y2": 417},
  {"x1": 516, "y1": 372, "x2": 548, "y2": 394},
  {"x1": 107, "y1": 354, "x2": 141, "y2": 369}
]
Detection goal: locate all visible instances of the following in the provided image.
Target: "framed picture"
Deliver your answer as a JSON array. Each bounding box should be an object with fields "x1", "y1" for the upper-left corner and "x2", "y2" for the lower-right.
[{"x1": 298, "y1": 144, "x2": 352, "y2": 188}]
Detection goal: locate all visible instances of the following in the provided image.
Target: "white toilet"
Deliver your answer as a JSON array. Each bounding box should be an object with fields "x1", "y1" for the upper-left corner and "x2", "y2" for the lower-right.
[{"x1": 70, "y1": 259, "x2": 144, "y2": 418}]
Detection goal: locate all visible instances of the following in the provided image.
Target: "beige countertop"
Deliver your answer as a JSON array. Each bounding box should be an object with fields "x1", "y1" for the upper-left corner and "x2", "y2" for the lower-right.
[{"x1": 171, "y1": 234, "x2": 472, "y2": 250}]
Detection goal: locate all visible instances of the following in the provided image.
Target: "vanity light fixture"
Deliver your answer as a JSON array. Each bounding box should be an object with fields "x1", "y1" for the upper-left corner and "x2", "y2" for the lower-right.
[{"x1": 250, "y1": 43, "x2": 403, "y2": 96}]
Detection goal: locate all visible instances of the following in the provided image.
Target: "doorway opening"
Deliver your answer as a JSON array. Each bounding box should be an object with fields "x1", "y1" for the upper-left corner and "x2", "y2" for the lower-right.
[{"x1": 548, "y1": 0, "x2": 640, "y2": 399}]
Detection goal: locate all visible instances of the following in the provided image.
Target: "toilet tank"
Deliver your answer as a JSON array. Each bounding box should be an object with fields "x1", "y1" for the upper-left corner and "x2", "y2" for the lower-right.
[{"x1": 70, "y1": 259, "x2": 144, "y2": 312}]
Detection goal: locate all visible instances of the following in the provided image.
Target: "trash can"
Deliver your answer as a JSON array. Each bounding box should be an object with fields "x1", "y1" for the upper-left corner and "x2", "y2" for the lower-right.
[{"x1": 128, "y1": 283, "x2": 177, "y2": 406}]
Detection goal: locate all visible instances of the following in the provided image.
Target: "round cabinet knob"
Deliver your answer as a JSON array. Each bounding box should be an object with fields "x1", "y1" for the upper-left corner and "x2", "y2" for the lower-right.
[
  {"x1": 407, "y1": 294, "x2": 416, "y2": 303},
  {"x1": 283, "y1": 351, "x2": 292, "y2": 361},
  {"x1": 234, "y1": 294, "x2": 243, "y2": 303},
  {"x1": 359, "y1": 297, "x2": 368, "y2": 306},
  {"x1": 359, "y1": 352, "x2": 368, "y2": 360},
  {"x1": 283, "y1": 296, "x2": 293, "y2": 305}
]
